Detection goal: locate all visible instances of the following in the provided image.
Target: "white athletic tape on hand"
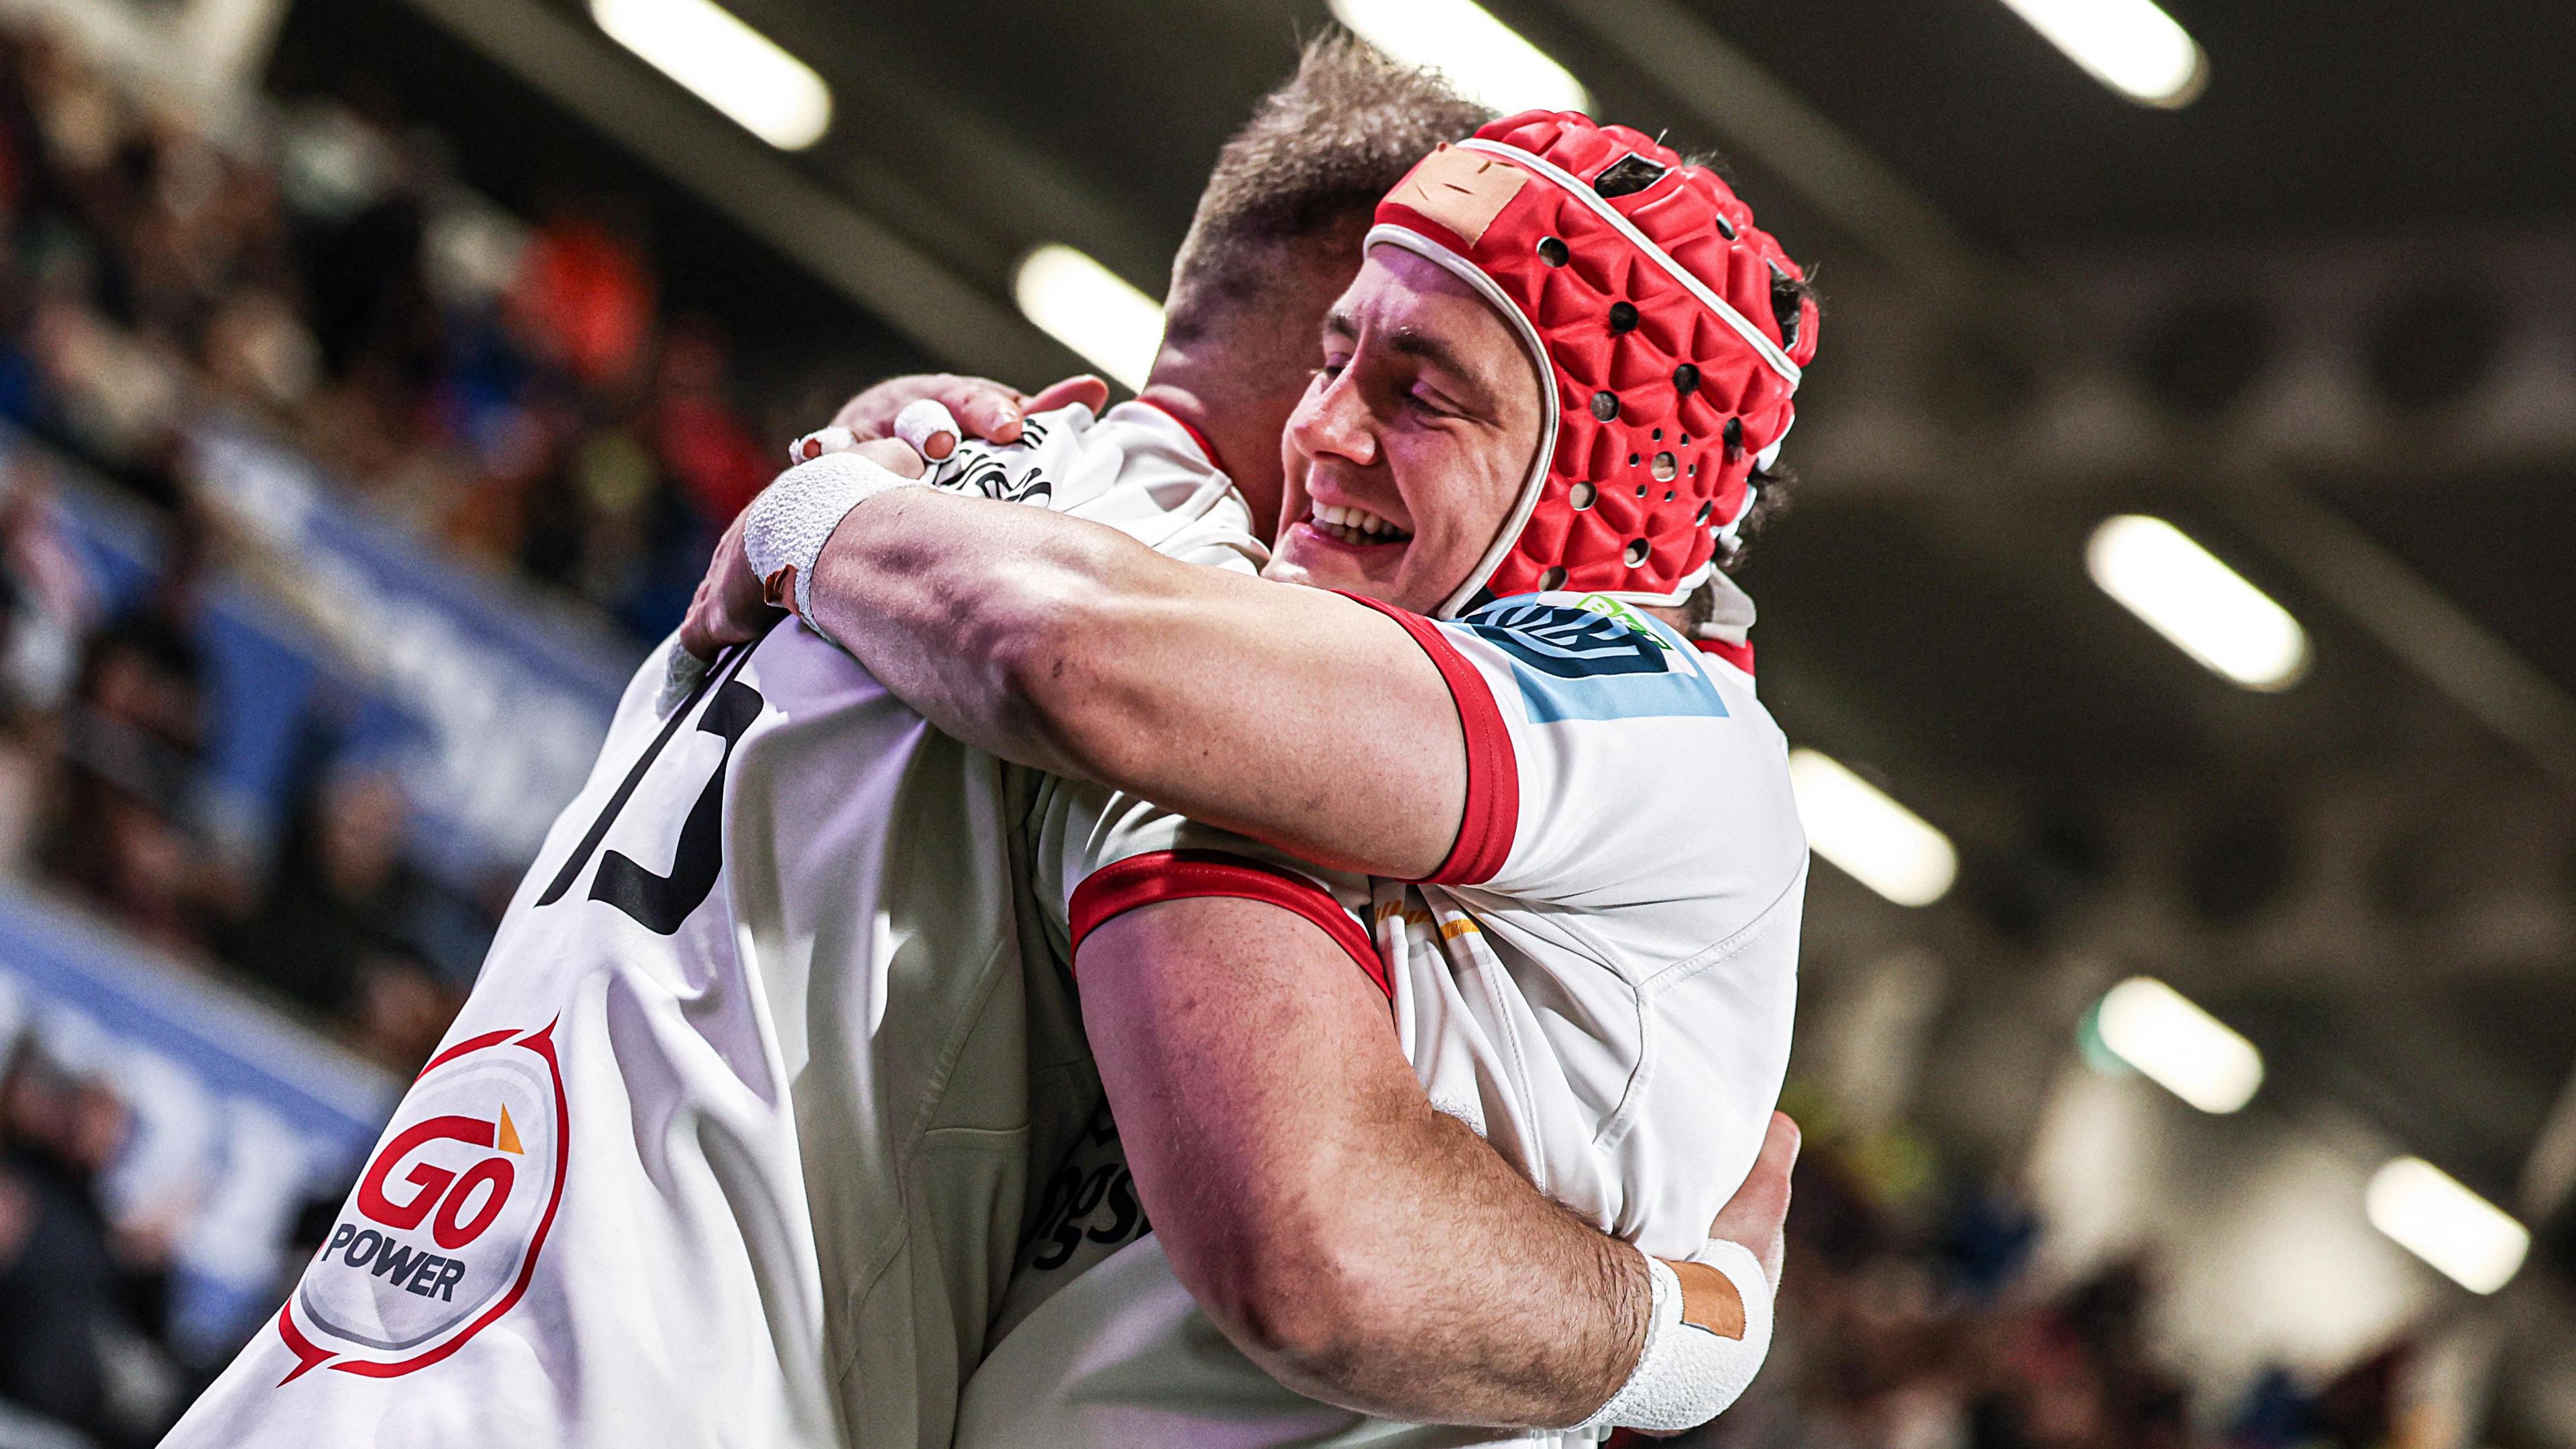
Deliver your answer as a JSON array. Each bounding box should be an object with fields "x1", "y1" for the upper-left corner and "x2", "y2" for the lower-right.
[
  {"x1": 1576, "y1": 1240, "x2": 1774, "y2": 1436},
  {"x1": 893, "y1": 398, "x2": 963, "y2": 461},
  {"x1": 787, "y1": 425, "x2": 857, "y2": 465},
  {"x1": 741, "y1": 451, "x2": 928, "y2": 623}
]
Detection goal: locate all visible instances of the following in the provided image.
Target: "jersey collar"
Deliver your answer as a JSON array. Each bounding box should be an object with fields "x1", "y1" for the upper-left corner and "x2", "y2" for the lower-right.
[{"x1": 1127, "y1": 396, "x2": 1230, "y2": 479}]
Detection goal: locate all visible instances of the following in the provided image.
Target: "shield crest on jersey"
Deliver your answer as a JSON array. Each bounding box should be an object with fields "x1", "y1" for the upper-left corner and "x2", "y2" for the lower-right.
[{"x1": 274, "y1": 1022, "x2": 568, "y2": 1383}]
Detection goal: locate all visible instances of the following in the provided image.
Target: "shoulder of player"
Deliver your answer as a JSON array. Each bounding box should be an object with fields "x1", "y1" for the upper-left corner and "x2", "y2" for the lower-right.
[
  {"x1": 955, "y1": 402, "x2": 1225, "y2": 487},
  {"x1": 1444, "y1": 594, "x2": 1750, "y2": 731}
]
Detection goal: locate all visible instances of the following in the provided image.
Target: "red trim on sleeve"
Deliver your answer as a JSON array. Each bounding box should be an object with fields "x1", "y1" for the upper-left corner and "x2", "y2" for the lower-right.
[
  {"x1": 1333, "y1": 592, "x2": 1518, "y2": 886},
  {"x1": 1069, "y1": 849, "x2": 1388, "y2": 1000},
  {"x1": 1133, "y1": 398, "x2": 1229, "y2": 479},
  {"x1": 1693, "y1": 635, "x2": 1754, "y2": 677}
]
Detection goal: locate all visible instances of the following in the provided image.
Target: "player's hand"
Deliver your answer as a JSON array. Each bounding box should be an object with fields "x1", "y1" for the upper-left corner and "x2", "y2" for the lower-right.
[
  {"x1": 679, "y1": 511, "x2": 771, "y2": 663},
  {"x1": 1707, "y1": 1112, "x2": 1799, "y2": 1289},
  {"x1": 679, "y1": 437, "x2": 928, "y2": 661},
  {"x1": 825, "y1": 372, "x2": 1110, "y2": 451}
]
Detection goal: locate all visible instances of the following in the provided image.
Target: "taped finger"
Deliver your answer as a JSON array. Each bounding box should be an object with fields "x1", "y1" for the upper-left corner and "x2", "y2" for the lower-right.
[
  {"x1": 788, "y1": 426, "x2": 859, "y2": 464},
  {"x1": 894, "y1": 398, "x2": 963, "y2": 461}
]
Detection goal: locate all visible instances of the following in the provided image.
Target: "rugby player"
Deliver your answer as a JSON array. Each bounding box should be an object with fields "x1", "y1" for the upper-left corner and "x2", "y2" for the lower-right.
[
  {"x1": 690, "y1": 108, "x2": 1820, "y2": 1446},
  {"x1": 166, "y1": 45, "x2": 1792, "y2": 1449}
]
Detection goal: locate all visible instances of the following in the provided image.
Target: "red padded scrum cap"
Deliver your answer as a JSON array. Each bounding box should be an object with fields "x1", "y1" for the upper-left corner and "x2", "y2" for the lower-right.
[{"x1": 1373, "y1": 110, "x2": 1815, "y2": 616}]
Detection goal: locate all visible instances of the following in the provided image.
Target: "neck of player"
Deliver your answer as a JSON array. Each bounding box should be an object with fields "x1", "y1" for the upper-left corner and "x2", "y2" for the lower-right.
[{"x1": 1138, "y1": 346, "x2": 1291, "y2": 543}]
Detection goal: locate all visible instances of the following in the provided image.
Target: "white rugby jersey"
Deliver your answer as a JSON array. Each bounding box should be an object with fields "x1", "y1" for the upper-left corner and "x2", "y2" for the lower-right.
[
  {"x1": 957, "y1": 591, "x2": 1807, "y2": 1449},
  {"x1": 164, "y1": 401, "x2": 1258, "y2": 1449}
]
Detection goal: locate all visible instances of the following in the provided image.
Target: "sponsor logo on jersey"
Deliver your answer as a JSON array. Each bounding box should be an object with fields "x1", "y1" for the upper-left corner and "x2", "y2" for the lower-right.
[
  {"x1": 1022, "y1": 1103, "x2": 1149, "y2": 1275},
  {"x1": 1467, "y1": 598, "x2": 1672, "y2": 679},
  {"x1": 273, "y1": 1022, "x2": 568, "y2": 1384},
  {"x1": 938, "y1": 415, "x2": 1055, "y2": 507},
  {"x1": 1569, "y1": 592, "x2": 1676, "y2": 647},
  {"x1": 1464, "y1": 597, "x2": 1729, "y2": 723}
]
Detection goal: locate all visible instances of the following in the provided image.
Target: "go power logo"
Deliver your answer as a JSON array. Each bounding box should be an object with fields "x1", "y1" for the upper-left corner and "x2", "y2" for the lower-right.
[{"x1": 276, "y1": 1023, "x2": 567, "y2": 1383}]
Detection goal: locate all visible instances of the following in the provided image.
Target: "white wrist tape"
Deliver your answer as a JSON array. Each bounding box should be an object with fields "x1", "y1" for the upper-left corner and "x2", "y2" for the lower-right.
[
  {"x1": 741, "y1": 451, "x2": 926, "y2": 621},
  {"x1": 1576, "y1": 1240, "x2": 1774, "y2": 1436}
]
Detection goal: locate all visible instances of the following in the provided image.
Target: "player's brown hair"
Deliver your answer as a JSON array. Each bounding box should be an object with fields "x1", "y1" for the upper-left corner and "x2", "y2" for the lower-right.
[{"x1": 1163, "y1": 32, "x2": 1493, "y2": 343}]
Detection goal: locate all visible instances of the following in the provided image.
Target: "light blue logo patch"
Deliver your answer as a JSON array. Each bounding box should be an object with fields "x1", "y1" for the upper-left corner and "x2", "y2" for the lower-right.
[{"x1": 1460, "y1": 597, "x2": 1728, "y2": 723}]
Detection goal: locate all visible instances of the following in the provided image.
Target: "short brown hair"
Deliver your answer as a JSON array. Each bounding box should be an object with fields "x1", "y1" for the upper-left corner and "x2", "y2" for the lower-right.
[{"x1": 1165, "y1": 32, "x2": 1493, "y2": 341}]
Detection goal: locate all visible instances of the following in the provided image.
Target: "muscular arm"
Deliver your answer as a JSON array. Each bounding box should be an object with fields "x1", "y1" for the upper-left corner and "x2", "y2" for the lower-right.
[
  {"x1": 1079, "y1": 894, "x2": 1647, "y2": 1426},
  {"x1": 800, "y1": 487, "x2": 1465, "y2": 878}
]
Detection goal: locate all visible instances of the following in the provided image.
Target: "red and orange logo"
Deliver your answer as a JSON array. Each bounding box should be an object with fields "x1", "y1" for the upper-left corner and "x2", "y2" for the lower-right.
[{"x1": 276, "y1": 1022, "x2": 566, "y2": 1382}]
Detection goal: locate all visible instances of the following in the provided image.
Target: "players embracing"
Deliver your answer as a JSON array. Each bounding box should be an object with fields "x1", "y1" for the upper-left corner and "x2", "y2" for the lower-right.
[
  {"x1": 167, "y1": 36, "x2": 1819, "y2": 1449},
  {"x1": 697, "y1": 99, "x2": 1821, "y2": 1448}
]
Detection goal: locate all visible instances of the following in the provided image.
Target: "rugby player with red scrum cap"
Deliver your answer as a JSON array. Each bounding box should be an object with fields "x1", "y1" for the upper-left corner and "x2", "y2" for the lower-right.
[
  {"x1": 690, "y1": 104, "x2": 1821, "y2": 1448},
  {"x1": 165, "y1": 45, "x2": 1805, "y2": 1449}
]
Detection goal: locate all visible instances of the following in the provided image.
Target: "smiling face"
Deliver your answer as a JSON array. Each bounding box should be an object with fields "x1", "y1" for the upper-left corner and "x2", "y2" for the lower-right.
[{"x1": 1263, "y1": 244, "x2": 1546, "y2": 614}]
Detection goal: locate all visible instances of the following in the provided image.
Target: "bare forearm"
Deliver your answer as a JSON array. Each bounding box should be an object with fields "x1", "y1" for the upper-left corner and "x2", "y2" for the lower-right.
[
  {"x1": 798, "y1": 488, "x2": 1461, "y2": 877},
  {"x1": 1082, "y1": 899, "x2": 1647, "y2": 1426},
  {"x1": 800, "y1": 488, "x2": 1113, "y2": 777},
  {"x1": 1265, "y1": 1091, "x2": 1651, "y2": 1423}
]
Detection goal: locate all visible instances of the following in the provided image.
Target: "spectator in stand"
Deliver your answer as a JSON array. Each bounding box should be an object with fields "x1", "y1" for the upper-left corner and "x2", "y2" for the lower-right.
[
  {"x1": 38, "y1": 608, "x2": 222, "y2": 958},
  {"x1": 345, "y1": 945, "x2": 463, "y2": 1075},
  {"x1": 0, "y1": 18, "x2": 783, "y2": 644},
  {"x1": 508, "y1": 198, "x2": 654, "y2": 392},
  {"x1": 215, "y1": 757, "x2": 464, "y2": 1069},
  {"x1": 31, "y1": 489, "x2": 235, "y2": 962},
  {"x1": 0, "y1": 1034, "x2": 183, "y2": 1448},
  {"x1": 0, "y1": 457, "x2": 91, "y2": 881},
  {"x1": 0, "y1": 571, "x2": 40, "y2": 885},
  {"x1": 650, "y1": 315, "x2": 770, "y2": 527}
]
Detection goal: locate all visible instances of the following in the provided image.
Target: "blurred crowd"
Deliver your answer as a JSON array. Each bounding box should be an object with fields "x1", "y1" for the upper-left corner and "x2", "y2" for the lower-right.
[
  {"x1": 0, "y1": 478, "x2": 455, "y2": 1442},
  {"x1": 0, "y1": 1022, "x2": 185, "y2": 1448},
  {"x1": 0, "y1": 24, "x2": 806, "y2": 1436},
  {"x1": 0, "y1": 17, "x2": 790, "y2": 637},
  {"x1": 1697, "y1": 1094, "x2": 2432, "y2": 1449},
  {"x1": 1, "y1": 453, "x2": 480, "y2": 1073},
  {"x1": 0, "y1": 8, "x2": 825, "y2": 1046}
]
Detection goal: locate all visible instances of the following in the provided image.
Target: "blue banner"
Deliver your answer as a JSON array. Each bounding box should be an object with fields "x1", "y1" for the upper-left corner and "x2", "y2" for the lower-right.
[
  {"x1": 0, "y1": 884, "x2": 397, "y2": 1361},
  {"x1": 186, "y1": 418, "x2": 638, "y2": 884}
]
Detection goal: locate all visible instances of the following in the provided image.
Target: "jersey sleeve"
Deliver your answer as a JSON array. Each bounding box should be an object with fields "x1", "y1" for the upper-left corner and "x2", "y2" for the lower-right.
[
  {"x1": 1027, "y1": 780, "x2": 1385, "y2": 1001},
  {"x1": 1342, "y1": 593, "x2": 1808, "y2": 928}
]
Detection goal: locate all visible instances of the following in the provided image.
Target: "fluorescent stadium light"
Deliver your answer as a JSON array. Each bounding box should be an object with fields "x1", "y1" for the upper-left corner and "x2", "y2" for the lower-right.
[
  {"x1": 591, "y1": 0, "x2": 832, "y2": 150},
  {"x1": 1787, "y1": 749, "x2": 1956, "y2": 907},
  {"x1": 2367, "y1": 1157, "x2": 2528, "y2": 1295},
  {"x1": 1013, "y1": 244, "x2": 1165, "y2": 393},
  {"x1": 2087, "y1": 515, "x2": 2310, "y2": 691},
  {"x1": 2094, "y1": 976, "x2": 2263, "y2": 1114},
  {"x1": 1329, "y1": 0, "x2": 1593, "y2": 115},
  {"x1": 1994, "y1": 0, "x2": 2207, "y2": 107}
]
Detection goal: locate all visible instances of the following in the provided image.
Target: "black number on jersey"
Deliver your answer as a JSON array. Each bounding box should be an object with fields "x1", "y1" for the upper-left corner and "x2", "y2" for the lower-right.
[{"x1": 537, "y1": 648, "x2": 764, "y2": 934}]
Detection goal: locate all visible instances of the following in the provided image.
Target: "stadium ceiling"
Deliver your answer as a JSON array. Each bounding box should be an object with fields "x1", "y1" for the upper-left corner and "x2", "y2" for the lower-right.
[{"x1": 307, "y1": 0, "x2": 2576, "y2": 1279}]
